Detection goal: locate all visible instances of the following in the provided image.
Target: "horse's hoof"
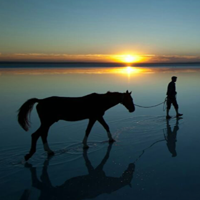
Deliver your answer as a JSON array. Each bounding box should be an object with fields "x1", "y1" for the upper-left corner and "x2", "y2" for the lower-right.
[
  {"x1": 24, "y1": 154, "x2": 31, "y2": 161},
  {"x1": 109, "y1": 139, "x2": 116, "y2": 143}
]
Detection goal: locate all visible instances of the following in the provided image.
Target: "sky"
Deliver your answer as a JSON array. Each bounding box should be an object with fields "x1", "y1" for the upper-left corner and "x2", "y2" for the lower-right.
[{"x1": 0, "y1": 0, "x2": 200, "y2": 63}]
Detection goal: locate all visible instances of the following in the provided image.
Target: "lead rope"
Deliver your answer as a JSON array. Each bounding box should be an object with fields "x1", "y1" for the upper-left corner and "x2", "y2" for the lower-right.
[{"x1": 134, "y1": 97, "x2": 167, "y2": 111}]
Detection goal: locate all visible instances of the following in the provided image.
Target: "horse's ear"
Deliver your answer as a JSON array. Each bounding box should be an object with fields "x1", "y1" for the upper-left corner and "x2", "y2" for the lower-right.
[{"x1": 126, "y1": 90, "x2": 131, "y2": 94}]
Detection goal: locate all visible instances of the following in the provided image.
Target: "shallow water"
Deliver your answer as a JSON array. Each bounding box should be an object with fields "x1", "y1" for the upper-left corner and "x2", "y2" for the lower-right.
[{"x1": 0, "y1": 65, "x2": 200, "y2": 200}]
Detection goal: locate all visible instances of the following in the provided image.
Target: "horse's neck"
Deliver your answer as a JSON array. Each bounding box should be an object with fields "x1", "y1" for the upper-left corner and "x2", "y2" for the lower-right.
[{"x1": 103, "y1": 93, "x2": 122, "y2": 111}]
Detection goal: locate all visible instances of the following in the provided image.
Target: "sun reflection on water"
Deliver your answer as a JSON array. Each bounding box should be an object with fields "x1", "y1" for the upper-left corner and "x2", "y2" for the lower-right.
[
  {"x1": 0, "y1": 67, "x2": 151, "y2": 76},
  {"x1": 118, "y1": 66, "x2": 143, "y2": 74}
]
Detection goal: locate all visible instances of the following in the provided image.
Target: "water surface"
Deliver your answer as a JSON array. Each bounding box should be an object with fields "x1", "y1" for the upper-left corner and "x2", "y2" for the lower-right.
[{"x1": 0, "y1": 65, "x2": 200, "y2": 200}]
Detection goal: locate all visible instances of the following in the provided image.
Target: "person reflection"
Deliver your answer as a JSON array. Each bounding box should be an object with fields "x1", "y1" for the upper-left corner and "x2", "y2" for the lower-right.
[
  {"x1": 164, "y1": 119, "x2": 180, "y2": 157},
  {"x1": 24, "y1": 144, "x2": 135, "y2": 200}
]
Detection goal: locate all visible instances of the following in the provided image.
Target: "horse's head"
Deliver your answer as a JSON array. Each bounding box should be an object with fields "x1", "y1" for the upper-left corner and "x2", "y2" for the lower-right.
[{"x1": 121, "y1": 90, "x2": 135, "y2": 113}]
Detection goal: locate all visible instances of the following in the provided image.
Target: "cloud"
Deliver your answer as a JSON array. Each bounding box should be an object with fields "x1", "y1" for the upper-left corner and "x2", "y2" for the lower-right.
[
  {"x1": 0, "y1": 53, "x2": 115, "y2": 62},
  {"x1": 144, "y1": 55, "x2": 200, "y2": 63}
]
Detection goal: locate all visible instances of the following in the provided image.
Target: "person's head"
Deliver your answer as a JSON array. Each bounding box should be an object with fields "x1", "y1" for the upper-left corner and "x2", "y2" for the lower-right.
[{"x1": 171, "y1": 76, "x2": 177, "y2": 82}]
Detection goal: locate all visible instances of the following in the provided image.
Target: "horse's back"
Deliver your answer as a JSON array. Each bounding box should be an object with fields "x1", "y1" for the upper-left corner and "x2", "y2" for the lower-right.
[
  {"x1": 36, "y1": 93, "x2": 105, "y2": 121},
  {"x1": 40, "y1": 93, "x2": 101, "y2": 108}
]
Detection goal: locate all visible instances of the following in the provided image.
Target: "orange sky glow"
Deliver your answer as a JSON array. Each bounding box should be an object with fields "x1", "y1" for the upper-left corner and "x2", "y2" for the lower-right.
[{"x1": 1, "y1": 53, "x2": 200, "y2": 63}]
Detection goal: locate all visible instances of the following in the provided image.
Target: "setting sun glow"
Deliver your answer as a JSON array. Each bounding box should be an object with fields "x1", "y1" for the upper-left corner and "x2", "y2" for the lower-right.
[
  {"x1": 124, "y1": 55, "x2": 136, "y2": 63},
  {"x1": 116, "y1": 54, "x2": 143, "y2": 63}
]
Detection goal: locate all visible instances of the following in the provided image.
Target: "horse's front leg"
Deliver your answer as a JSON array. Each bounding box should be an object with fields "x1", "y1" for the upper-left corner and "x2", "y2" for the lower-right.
[
  {"x1": 83, "y1": 118, "x2": 96, "y2": 149},
  {"x1": 97, "y1": 116, "x2": 115, "y2": 143}
]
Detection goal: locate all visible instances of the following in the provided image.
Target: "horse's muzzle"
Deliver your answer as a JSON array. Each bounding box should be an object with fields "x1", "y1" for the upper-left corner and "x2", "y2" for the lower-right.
[{"x1": 129, "y1": 107, "x2": 135, "y2": 113}]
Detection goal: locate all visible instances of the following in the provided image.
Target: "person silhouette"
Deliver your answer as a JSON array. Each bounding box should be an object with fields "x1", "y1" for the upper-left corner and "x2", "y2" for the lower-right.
[{"x1": 166, "y1": 76, "x2": 183, "y2": 119}]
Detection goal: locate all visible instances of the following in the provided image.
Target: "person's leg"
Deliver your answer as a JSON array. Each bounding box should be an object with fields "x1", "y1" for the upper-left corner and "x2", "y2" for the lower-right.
[
  {"x1": 166, "y1": 98, "x2": 172, "y2": 119},
  {"x1": 173, "y1": 99, "x2": 183, "y2": 117}
]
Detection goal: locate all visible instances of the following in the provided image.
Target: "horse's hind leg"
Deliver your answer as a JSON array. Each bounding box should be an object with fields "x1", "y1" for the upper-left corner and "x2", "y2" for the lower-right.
[
  {"x1": 25, "y1": 123, "x2": 52, "y2": 161},
  {"x1": 40, "y1": 123, "x2": 55, "y2": 156},
  {"x1": 36, "y1": 105, "x2": 55, "y2": 156},
  {"x1": 25, "y1": 126, "x2": 43, "y2": 161}
]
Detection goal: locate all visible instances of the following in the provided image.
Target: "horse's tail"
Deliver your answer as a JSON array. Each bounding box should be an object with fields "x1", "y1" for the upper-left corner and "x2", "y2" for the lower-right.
[{"x1": 18, "y1": 98, "x2": 39, "y2": 131}]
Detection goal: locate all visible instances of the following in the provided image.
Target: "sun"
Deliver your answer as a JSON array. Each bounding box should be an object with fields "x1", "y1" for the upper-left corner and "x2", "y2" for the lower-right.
[
  {"x1": 121, "y1": 55, "x2": 142, "y2": 63},
  {"x1": 112, "y1": 54, "x2": 144, "y2": 64},
  {"x1": 124, "y1": 55, "x2": 135, "y2": 63}
]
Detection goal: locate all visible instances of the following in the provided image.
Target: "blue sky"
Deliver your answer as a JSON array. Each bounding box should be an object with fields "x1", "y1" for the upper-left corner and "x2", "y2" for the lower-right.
[{"x1": 0, "y1": 0, "x2": 200, "y2": 62}]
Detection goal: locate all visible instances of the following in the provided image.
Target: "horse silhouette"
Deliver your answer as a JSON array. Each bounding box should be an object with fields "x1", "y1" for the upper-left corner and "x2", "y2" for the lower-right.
[
  {"x1": 18, "y1": 91, "x2": 135, "y2": 161},
  {"x1": 24, "y1": 144, "x2": 135, "y2": 200}
]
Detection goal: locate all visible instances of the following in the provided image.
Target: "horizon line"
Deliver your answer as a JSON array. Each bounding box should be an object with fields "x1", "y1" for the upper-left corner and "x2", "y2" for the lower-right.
[{"x1": 1, "y1": 61, "x2": 200, "y2": 66}]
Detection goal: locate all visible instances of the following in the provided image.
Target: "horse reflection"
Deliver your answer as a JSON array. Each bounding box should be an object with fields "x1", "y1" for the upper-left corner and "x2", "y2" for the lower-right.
[
  {"x1": 19, "y1": 190, "x2": 31, "y2": 200},
  {"x1": 18, "y1": 91, "x2": 135, "y2": 161},
  {"x1": 25, "y1": 144, "x2": 135, "y2": 200},
  {"x1": 164, "y1": 119, "x2": 180, "y2": 157}
]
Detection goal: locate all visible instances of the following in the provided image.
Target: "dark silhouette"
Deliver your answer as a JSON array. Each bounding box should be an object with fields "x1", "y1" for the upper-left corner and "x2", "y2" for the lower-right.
[
  {"x1": 19, "y1": 190, "x2": 31, "y2": 200},
  {"x1": 166, "y1": 76, "x2": 183, "y2": 119},
  {"x1": 18, "y1": 91, "x2": 135, "y2": 161},
  {"x1": 24, "y1": 144, "x2": 135, "y2": 200},
  {"x1": 164, "y1": 119, "x2": 180, "y2": 157}
]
